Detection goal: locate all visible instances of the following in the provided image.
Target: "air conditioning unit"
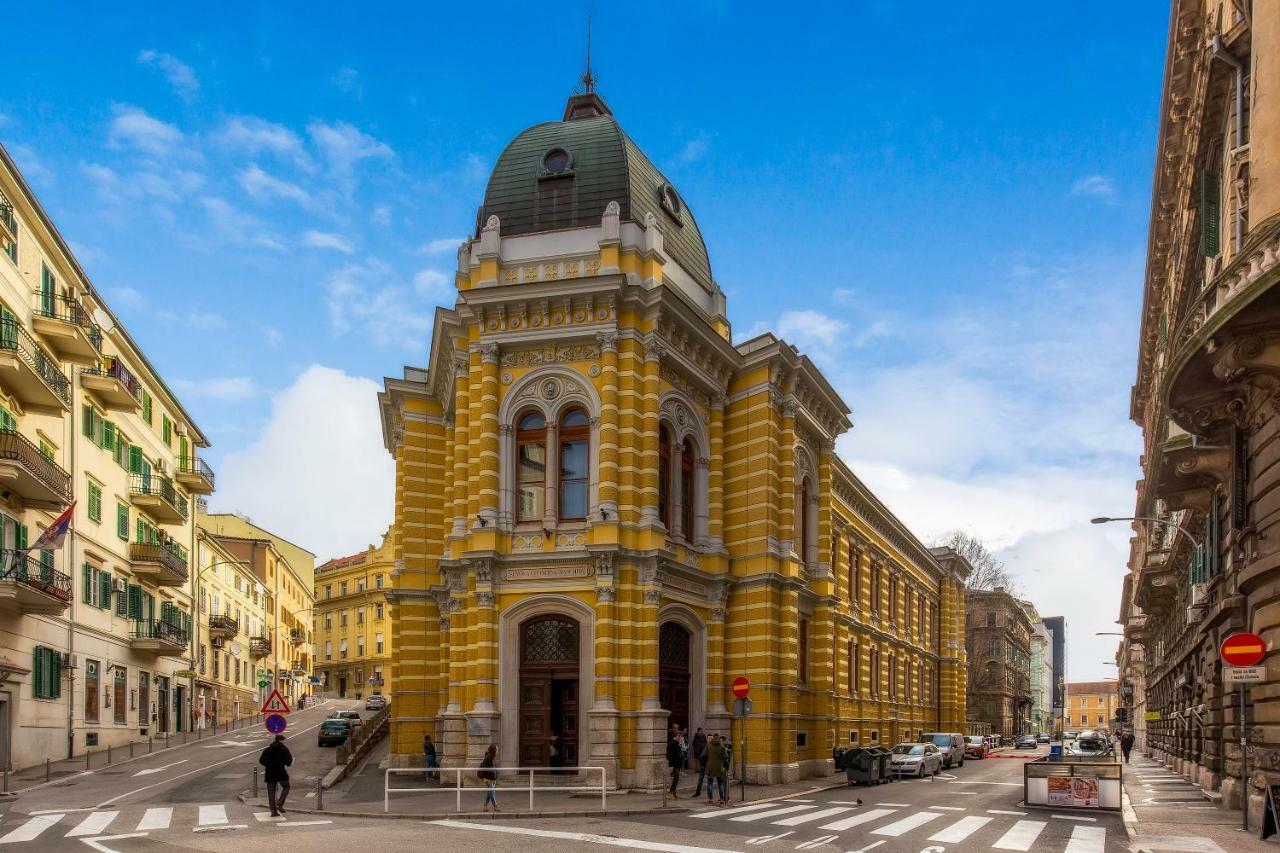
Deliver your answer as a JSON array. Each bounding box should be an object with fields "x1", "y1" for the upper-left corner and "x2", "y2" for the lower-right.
[
  {"x1": 62, "y1": 653, "x2": 79, "y2": 669},
  {"x1": 1190, "y1": 583, "x2": 1209, "y2": 606},
  {"x1": 175, "y1": 423, "x2": 186, "y2": 437},
  {"x1": 155, "y1": 460, "x2": 168, "y2": 474},
  {"x1": 114, "y1": 578, "x2": 127, "y2": 593}
]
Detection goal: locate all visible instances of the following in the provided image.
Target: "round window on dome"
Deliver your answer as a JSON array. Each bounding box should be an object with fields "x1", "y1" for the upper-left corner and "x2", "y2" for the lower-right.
[
  {"x1": 660, "y1": 183, "x2": 683, "y2": 222},
  {"x1": 541, "y1": 148, "x2": 572, "y2": 175}
]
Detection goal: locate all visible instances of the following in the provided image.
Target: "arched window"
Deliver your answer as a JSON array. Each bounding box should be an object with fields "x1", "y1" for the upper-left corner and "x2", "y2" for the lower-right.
[
  {"x1": 797, "y1": 478, "x2": 812, "y2": 564},
  {"x1": 658, "y1": 425, "x2": 673, "y2": 528},
  {"x1": 516, "y1": 411, "x2": 546, "y2": 522},
  {"x1": 559, "y1": 408, "x2": 589, "y2": 520},
  {"x1": 680, "y1": 438, "x2": 695, "y2": 538}
]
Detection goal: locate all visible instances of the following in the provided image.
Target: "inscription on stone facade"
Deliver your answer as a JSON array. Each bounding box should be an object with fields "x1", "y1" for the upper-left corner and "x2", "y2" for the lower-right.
[{"x1": 503, "y1": 566, "x2": 593, "y2": 581}]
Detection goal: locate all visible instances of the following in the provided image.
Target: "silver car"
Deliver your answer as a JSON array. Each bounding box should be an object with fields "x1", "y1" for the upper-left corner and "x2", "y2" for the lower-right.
[{"x1": 890, "y1": 742, "x2": 943, "y2": 777}]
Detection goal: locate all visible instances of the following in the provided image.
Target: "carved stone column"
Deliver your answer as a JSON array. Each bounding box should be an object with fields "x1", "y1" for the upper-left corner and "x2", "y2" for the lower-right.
[
  {"x1": 465, "y1": 557, "x2": 499, "y2": 764},
  {"x1": 589, "y1": 552, "x2": 620, "y2": 785},
  {"x1": 476, "y1": 343, "x2": 500, "y2": 526},
  {"x1": 778, "y1": 397, "x2": 798, "y2": 560},
  {"x1": 706, "y1": 395, "x2": 726, "y2": 551},
  {"x1": 450, "y1": 353, "x2": 470, "y2": 542},
  {"x1": 639, "y1": 339, "x2": 664, "y2": 528},
  {"x1": 597, "y1": 332, "x2": 620, "y2": 520}
]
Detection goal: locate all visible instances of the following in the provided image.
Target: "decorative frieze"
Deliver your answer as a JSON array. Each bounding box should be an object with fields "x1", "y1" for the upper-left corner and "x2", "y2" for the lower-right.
[{"x1": 500, "y1": 344, "x2": 600, "y2": 369}]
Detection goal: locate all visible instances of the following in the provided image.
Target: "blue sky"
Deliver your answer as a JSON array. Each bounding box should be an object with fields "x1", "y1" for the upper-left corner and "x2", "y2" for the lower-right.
[{"x1": 0, "y1": 1, "x2": 1168, "y2": 680}]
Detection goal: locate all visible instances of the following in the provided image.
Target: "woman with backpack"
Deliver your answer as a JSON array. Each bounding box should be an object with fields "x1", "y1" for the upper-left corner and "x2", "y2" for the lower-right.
[{"x1": 480, "y1": 744, "x2": 500, "y2": 812}]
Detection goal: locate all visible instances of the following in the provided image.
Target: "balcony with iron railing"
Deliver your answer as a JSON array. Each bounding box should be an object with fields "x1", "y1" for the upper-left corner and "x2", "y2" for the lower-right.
[
  {"x1": 81, "y1": 356, "x2": 142, "y2": 413},
  {"x1": 0, "y1": 318, "x2": 70, "y2": 412},
  {"x1": 177, "y1": 455, "x2": 215, "y2": 495},
  {"x1": 32, "y1": 291, "x2": 101, "y2": 365},
  {"x1": 130, "y1": 540, "x2": 189, "y2": 586},
  {"x1": 249, "y1": 637, "x2": 271, "y2": 658},
  {"x1": 0, "y1": 549, "x2": 71, "y2": 615},
  {"x1": 208, "y1": 613, "x2": 239, "y2": 638},
  {"x1": 0, "y1": 201, "x2": 15, "y2": 240},
  {"x1": 0, "y1": 428, "x2": 72, "y2": 508},
  {"x1": 130, "y1": 618, "x2": 188, "y2": 654},
  {"x1": 129, "y1": 473, "x2": 189, "y2": 524}
]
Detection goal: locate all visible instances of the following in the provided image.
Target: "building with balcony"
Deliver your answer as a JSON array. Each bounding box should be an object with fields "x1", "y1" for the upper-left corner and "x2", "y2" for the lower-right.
[
  {"x1": 0, "y1": 142, "x2": 213, "y2": 770},
  {"x1": 199, "y1": 510, "x2": 315, "y2": 705},
  {"x1": 964, "y1": 587, "x2": 1034, "y2": 739},
  {"x1": 1065, "y1": 681, "x2": 1120, "y2": 733},
  {"x1": 1124, "y1": 0, "x2": 1280, "y2": 823},
  {"x1": 314, "y1": 529, "x2": 395, "y2": 699},
  {"x1": 376, "y1": 89, "x2": 972, "y2": 787}
]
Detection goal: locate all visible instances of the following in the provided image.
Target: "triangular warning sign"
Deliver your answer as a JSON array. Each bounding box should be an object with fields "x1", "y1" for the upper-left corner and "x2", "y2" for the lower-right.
[{"x1": 260, "y1": 688, "x2": 291, "y2": 714}]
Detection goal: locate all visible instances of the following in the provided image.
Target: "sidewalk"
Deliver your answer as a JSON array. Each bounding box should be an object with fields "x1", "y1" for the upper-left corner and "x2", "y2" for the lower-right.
[
  {"x1": 1123, "y1": 753, "x2": 1274, "y2": 853},
  {"x1": 255, "y1": 742, "x2": 846, "y2": 820}
]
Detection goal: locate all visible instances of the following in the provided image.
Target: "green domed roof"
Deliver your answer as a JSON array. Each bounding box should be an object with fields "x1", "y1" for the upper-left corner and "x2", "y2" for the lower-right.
[{"x1": 478, "y1": 95, "x2": 714, "y2": 291}]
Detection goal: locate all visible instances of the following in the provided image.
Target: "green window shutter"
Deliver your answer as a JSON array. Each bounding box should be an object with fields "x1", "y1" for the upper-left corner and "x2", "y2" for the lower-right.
[
  {"x1": 82, "y1": 564, "x2": 92, "y2": 604},
  {"x1": 128, "y1": 584, "x2": 142, "y2": 619},
  {"x1": 144, "y1": 592, "x2": 154, "y2": 621},
  {"x1": 135, "y1": 518, "x2": 143, "y2": 544},
  {"x1": 0, "y1": 307, "x2": 15, "y2": 350},
  {"x1": 117, "y1": 503, "x2": 129, "y2": 540},
  {"x1": 142, "y1": 392, "x2": 152, "y2": 424},
  {"x1": 87, "y1": 482, "x2": 102, "y2": 523},
  {"x1": 40, "y1": 264, "x2": 54, "y2": 314},
  {"x1": 82, "y1": 405, "x2": 94, "y2": 438},
  {"x1": 116, "y1": 582, "x2": 128, "y2": 616},
  {"x1": 32, "y1": 646, "x2": 44, "y2": 699},
  {"x1": 100, "y1": 420, "x2": 115, "y2": 452},
  {"x1": 180, "y1": 436, "x2": 190, "y2": 460},
  {"x1": 49, "y1": 648, "x2": 61, "y2": 698},
  {"x1": 128, "y1": 445, "x2": 142, "y2": 474},
  {"x1": 1201, "y1": 172, "x2": 1221, "y2": 257},
  {"x1": 163, "y1": 415, "x2": 171, "y2": 445},
  {"x1": 0, "y1": 407, "x2": 15, "y2": 432}
]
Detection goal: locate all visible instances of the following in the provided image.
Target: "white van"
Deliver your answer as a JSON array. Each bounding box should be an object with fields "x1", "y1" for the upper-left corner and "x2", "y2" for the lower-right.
[{"x1": 919, "y1": 732, "x2": 965, "y2": 768}]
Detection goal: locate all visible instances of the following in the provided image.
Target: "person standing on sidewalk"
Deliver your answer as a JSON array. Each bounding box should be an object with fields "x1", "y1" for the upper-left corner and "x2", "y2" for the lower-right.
[
  {"x1": 258, "y1": 734, "x2": 293, "y2": 817},
  {"x1": 703, "y1": 733, "x2": 728, "y2": 806},
  {"x1": 480, "y1": 744, "x2": 500, "y2": 812},
  {"x1": 424, "y1": 734, "x2": 439, "y2": 784},
  {"x1": 667, "y1": 726, "x2": 684, "y2": 798},
  {"x1": 1120, "y1": 730, "x2": 1135, "y2": 763},
  {"x1": 690, "y1": 728, "x2": 708, "y2": 797}
]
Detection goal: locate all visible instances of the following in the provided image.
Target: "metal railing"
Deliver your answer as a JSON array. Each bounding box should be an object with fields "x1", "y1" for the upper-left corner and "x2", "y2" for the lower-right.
[
  {"x1": 249, "y1": 637, "x2": 271, "y2": 656},
  {"x1": 129, "y1": 473, "x2": 190, "y2": 522},
  {"x1": 34, "y1": 292, "x2": 100, "y2": 347},
  {"x1": 0, "y1": 201, "x2": 14, "y2": 238},
  {"x1": 384, "y1": 765, "x2": 607, "y2": 813},
  {"x1": 83, "y1": 357, "x2": 142, "y2": 402},
  {"x1": 130, "y1": 542, "x2": 189, "y2": 582},
  {"x1": 0, "y1": 319, "x2": 70, "y2": 407},
  {"x1": 0, "y1": 549, "x2": 71, "y2": 602},
  {"x1": 0, "y1": 429, "x2": 72, "y2": 503},
  {"x1": 209, "y1": 614, "x2": 238, "y2": 635},
  {"x1": 130, "y1": 619, "x2": 188, "y2": 646},
  {"x1": 178, "y1": 455, "x2": 215, "y2": 489}
]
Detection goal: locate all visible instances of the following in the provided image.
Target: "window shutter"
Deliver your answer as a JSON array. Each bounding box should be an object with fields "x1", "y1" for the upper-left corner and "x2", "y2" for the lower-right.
[
  {"x1": 32, "y1": 646, "x2": 44, "y2": 698},
  {"x1": 117, "y1": 503, "x2": 129, "y2": 539},
  {"x1": 128, "y1": 445, "x2": 142, "y2": 474},
  {"x1": 1201, "y1": 172, "x2": 1221, "y2": 257},
  {"x1": 48, "y1": 648, "x2": 60, "y2": 699},
  {"x1": 101, "y1": 421, "x2": 115, "y2": 452},
  {"x1": 82, "y1": 564, "x2": 92, "y2": 604},
  {"x1": 128, "y1": 584, "x2": 142, "y2": 619},
  {"x1": 99, "y1": 571, "x2": 112, "y2": 609},
  {"x1": 116, "y1": 582, "x2": 128, "y2": 616},
  {"x1": 15, "y1": 525, "x2": 26, "y2": 550}
]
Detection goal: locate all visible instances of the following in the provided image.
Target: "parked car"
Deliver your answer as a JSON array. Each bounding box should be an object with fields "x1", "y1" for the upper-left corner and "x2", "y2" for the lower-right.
[
  {"x1": 330, "y1": 710, "x2": 364, "y2": 729},
  {"x1": 1036, "y1": 732, "x2": 1051, "y2": 744},
  {"x1": 1015, "y1": 735, "x2": 1038, "y2": 749},
  {"x1": 919, "y1": 732, "x2": 965, "y2": 768},
  {"x1": 1063, "y1": 731, "x2": 1080, "y2": 741},
  {"x1": 964, "y1": 735, "x2": 989, "y2": 759},
  {"x1": 317, "y1": 718, "x2": 351, "y2": 747},
  {"x1": 1068, "y1": 730, "x2": 1114, "y2": 757},
  {"x1": 890, "y1": 743, "x2": 943, "y2": 777},
  {"x1": 983, "y1": 735, "x2": 998, "y2": 752},
  {"x1": 365, "y1": 694, "x2": 387, "y2": 711}
]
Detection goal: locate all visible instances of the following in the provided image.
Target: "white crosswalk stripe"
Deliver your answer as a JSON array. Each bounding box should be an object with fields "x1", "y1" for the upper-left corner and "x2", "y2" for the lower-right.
[
  {"x1": 993, "y1": 819, "x2": 1048, "y2": 850},
  {"x1": 771, "y1": 807, "x2": 852, "y2": 826},
  {"x1": 691, "y1": 802, "x2": 775, "y2": 819},
  {"x1": 66, "y1": 810, "x2": 118, "y2": 837},
  {"x1": 818, "y1": 808, "x2": 897, "y2": 831},
  {"x1": 136, "y1": 807, "x2": 172, "y2": 831},
  {"x1": 928, "y1": 815, "x2": 993, "y2": 843},
  {"x1": 729, "y1": 804, "x2": 814, "y2": 822},
  {"x1": 1064, "y1": 824, "x2": 1107, "y2": 853},
  {"x1": 871, "y1": 811, "x2": 944, "y2": 836},
  {"x1": 198, "y1": 805, "x2": 228, "y2": 826},
  {"x1": 0, "y1": 814, "x2": 63, "y2": 844}
]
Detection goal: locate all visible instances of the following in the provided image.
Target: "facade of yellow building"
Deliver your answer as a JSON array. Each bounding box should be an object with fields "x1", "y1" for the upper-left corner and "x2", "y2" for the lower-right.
[
  {"x1": 314, "y1": 530, "x2": 395, "y2": 698},
  {"x1": 1064, "y1": 681, "x2": 1119, "y2": 733},
  {"x1": 379, "y1": 91, "x2": 969, "y2": 786}
]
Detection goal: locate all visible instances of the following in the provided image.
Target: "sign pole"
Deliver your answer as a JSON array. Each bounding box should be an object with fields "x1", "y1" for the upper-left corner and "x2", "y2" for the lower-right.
[
  {"x1": 1242, "y1": 682, "x2": 1249, "y2": 832},
  {"x1": 740, "y1": 714, "x2": 746, "y2": 803},
  {"x1": 1219, "y1": 631, "x2": 1265, "y2": 832}
]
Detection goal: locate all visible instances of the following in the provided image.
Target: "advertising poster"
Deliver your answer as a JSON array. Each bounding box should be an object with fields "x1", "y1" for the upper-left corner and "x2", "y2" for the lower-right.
[
  {"x1": 1047, "y1": 777, "x2": 1073, "y2": 805},
  {"x1": 1047, "y1": 776, "x2": 1101, "y2": 807}
]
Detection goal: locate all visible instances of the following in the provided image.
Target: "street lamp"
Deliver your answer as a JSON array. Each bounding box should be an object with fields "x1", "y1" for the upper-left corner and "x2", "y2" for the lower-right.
[{"x1": 1090, "y1": 516, "x2": 1198, "y2": 549}]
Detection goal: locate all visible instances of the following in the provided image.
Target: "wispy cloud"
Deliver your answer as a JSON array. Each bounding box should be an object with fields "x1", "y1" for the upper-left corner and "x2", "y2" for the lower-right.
[
  {"x1": 1070, "y1": 174, "x2": 1117, "y2": 202},
  {"x1": 326, "y1": 260, "x2": 430, "y2": 351},
  {"x1": 108, "y1": 104, "x2": 183, "y2": 157},
  {"x1": 302, "y1": 230, "x2": 354, "y2": 253},
  {"x1": 674, "y1": 133, "x2": 711, "y2": 165},
  {"x1": 216, "y1": 116, "x2": 313, "y2": 171},
  {"x1": 186, "y1": 310, "x2": 227, "y2": 331},
  {"x1": 776, "y1": 309, "x2": 849, "y2": 349},
  {"x1": 137, "y1": 50, "x2": 199, "y2": 101},
  {"x1": 174, "y1": 376, "x2": 258, "y2": 401},
  {"x1": 307, "y1": 121, "x2": 394, "y2": 190},
  {"x1": 418, "y1": 237, "x2": 463, "y2": 255},
  {"x1": 259, "y1": 324, "x2": 284, "y2": 346},
  {"x1": 332, "y1": 67, "x2": 362, "y2": 99},
  {"x1": 201, "y1": 197, "x2": 286, "y2": 251},
  {"x1": 413, "y1": 268, "x2": 452, "y2": 300},
  {"x1": 237, "y1": 165, "x2": 311, "y2": 206}
]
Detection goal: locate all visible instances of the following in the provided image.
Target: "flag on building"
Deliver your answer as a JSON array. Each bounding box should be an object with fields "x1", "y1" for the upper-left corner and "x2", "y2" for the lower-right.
[{"x1": 28, "y1": 503, "x2": 75, "y2": 552}]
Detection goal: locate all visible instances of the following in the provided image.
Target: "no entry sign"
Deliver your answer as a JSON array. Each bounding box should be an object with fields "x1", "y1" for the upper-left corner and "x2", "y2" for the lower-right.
[
  {"x1": 1221, "y1": 632, "x2": 1266, "y2": 667},
  {"x1": 732, "y1": 676, "x2": 750, "y2": 699}
]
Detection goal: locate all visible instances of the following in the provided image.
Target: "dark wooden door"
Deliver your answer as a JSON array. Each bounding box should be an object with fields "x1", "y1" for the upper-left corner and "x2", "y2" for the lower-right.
[
  {"x1": 552, "y1": 678, "x2": 578, "y2": 767},
  {"x1": 659, "y1": 622, "x2": 692, "y2": 733},
  {"x1": 520, "y1": 677, "x2": 551, "y2": 766},
  {"x1": 519, "y1": 616, "x2": 579, "y2": 769}
]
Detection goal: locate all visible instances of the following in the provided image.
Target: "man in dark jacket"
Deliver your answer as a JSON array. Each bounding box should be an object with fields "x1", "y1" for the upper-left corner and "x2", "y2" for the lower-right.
[
  {"x1": 259, "y1": 734, "x2": 293, "y2": 816},
  {"x1": 1120, "y1": 730, "x2": 1136, "y2": 763},
  {"x1": 666, "y1": 726, "x2": 684, "y2": 797},
  {"x1": 690, "y1": 728, "x2": 708, "y2": 797}
]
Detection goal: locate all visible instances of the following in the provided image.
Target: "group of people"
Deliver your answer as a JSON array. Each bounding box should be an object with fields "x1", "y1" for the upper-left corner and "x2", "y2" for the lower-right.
[{"x1": 667, "y1": 724, "x2": 732, "y2": 806}]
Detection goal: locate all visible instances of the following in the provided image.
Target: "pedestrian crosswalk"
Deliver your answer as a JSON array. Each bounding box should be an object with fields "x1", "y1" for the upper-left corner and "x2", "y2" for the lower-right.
[
  {"x1": 685, "y1": 800, "x2": 1113, "y2": 853},
  {"x1": 0, "y1": 803, "x2": 333, "y2": 844}
]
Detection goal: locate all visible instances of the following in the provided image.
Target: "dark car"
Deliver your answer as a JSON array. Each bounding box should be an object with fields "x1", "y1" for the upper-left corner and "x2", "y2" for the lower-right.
[
  {"x1": 330, "y1": 710, "x2": 363, "y2": 729},
  {"x1": 1015, "y1": 735, "x2": 1038, "y2": 749},
  {"x1": 1068, "y1": 730, "x2": 1114, "y2": 757},
  {"x1": 318, "y1": 719, "x2": 351, "y2": 747}
]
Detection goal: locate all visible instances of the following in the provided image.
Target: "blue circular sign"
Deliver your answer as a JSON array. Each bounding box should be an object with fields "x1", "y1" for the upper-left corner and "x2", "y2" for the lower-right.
[{"x1": 265, "y1": 713, "x2": 287, "y2": 734}]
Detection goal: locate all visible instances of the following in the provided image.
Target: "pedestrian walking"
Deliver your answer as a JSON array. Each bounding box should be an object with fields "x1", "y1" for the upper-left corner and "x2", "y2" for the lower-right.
[
  {"x1": 424, "y1": 734, "x2": 439, "y2": 784},
  {"x1": 258, "y1": 734, "x2": 293, "y2": 817},
  {"x1": 703, "y1": 733, "x2": 728, "y2": 806},
  {"x1": 690, "y1": 728, "x2": 707, "y2": 797},
  {"x1": 1120, "y1": 730, "x2": 1135, "y2": 764},
  {"x1": 667, "y1": 725, "x2": 684, "y2": 798},
  {"x1": 480, "y1": 744, "x2": 500, "y2": 812}
]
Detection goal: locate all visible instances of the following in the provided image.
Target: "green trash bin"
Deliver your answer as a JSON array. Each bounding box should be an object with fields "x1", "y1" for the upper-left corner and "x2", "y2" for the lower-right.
[
  {"x1": 870, "y1": 747, "x2": 892, "y2": 783},
  {"x1": 844, "y1": 747, "x2": 877, "y2": 785}
]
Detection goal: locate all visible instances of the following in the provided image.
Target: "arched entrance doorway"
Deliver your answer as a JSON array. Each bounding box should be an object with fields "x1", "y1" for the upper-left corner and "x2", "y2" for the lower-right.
[
  {"x1": 659, "y1": 621, "x2": 691, "y2": 733},
  {"x1": 518, "y1": 615, "x2": 580, "y2": 768}
]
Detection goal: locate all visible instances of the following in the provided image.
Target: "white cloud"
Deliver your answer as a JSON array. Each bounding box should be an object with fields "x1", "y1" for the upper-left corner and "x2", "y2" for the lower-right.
[
  {"x1": 307, "y1": 120, "x2": 393, "y2": 189},
  {"x1": 237, "y1": 165, "x2": 311, "y2": 206},
  {"x1": 212, "y1": 365, "x2": 394, "y2": 560},
  {"x1": 259, "y1": 324, "x2": 284, "y2": 346},
  {"x1": 776, "y1": 309, "x2": 849, "y2": 349},
  {"x1": 326, "y1": 260, "x2": 430, "y2": 351},
  {"x1": 173, "y1": 376, "x2": 257, "y2": 401},
  {"x1": 186, "y1": 310, "x2": 227, "y2": 331},
  {"x1": 201, "y1": 197, "x2": 286, "y2": 251},
  {"x1": 83, "y1": 161, "x2": 204, "y2": 206},
  {"x1": 302, "y1": 230, "x2": 354, "y2": 253},
  {"x1": 371, "y1": 205, "x2": 391, "y2": 228},
  {"x1": 216, "y1": 116, "x2": 312, "y2": 170},
  {"x1": 418, "y1": 237, "x2": 463, "y2": 256},
  {"x1": 108, "y1": 286, "x2": 146, "y2": 311},
  {"x1": 1070, "y1": 174, "x2": 1117, "y2": 202},
  {"x1": 413, "y1": 268, "x2": 452, "y2": 299},
  {"x1": 137, "y1": 50, "x2": 199, "y2": 101},
  {"x1": 332, "y1": 67, "x2": 362, "y2": 98},
  {"x1": 675, "y1": 133, "x2": 711, "y2": 165},
  {"x1": 108, "y1": 104, "x2": 183, "y2": 157}
]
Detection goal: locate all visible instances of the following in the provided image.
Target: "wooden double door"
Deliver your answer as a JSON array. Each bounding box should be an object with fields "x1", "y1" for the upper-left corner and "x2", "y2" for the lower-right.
[
  {"x1": 518, "y1": 616, "x2": 580, "y2": 769},
  {"x1": 659, "y1": 622, "x2": 692, "y2": 734}
]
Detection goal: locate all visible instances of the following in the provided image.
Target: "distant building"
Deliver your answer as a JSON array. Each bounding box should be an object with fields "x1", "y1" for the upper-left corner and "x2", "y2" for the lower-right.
[
  {"x1": 1042, "y1": 615, "x2": 1067, "y2": 732},
  {"x1": 1023, "y1": 604, "x2": 1054, "y2": 734},
  {"x1": 965, "y1": 587, "x2": 1033, "y2": 738},
  {"x1": 314, "y1": 530, "x2": 395, "y2": 699},
  {"x1": 1065, "y1": 681, "x2": 1118, "y2": 733}
]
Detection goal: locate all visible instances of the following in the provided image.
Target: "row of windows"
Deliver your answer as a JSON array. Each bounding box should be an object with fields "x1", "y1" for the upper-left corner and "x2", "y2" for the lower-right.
[
  {"x1": 323, "y1": 634, "x2": 385, "y2": 660},
  {"x1": 322, "y1": 575, "x2": 385, "y2": 598},
  {"x1": 321, "y1": 604, "x2": 385, "y2": 629},
  {"x1": 793, "y1": 618, "x2": 933, "y2": 701},
  {"x1": 834, "y1": 537, "x2": 936, "y2": 641}
]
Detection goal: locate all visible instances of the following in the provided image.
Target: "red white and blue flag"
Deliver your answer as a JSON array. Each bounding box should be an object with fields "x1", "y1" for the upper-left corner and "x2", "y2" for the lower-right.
[{"x1": 28, "y1": 503, "x2": 75, "y2": 552}]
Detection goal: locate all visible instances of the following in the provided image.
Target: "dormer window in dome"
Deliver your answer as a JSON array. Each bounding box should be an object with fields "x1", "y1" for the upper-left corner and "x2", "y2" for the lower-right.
[
  {"x1": 660, "y1": 183, "x2": 684, "y2": 226},
  {"x1": 539, "y1": 148, "x2": 574, "y2": 178}
]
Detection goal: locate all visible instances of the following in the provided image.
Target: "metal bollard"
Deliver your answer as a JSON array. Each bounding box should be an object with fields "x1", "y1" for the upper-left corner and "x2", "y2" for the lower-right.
[
  {"x1": 148, "y1": 737, "x2": 153, "y2": 754},
  {"x1": 252, "y1": 766, "x2": 259, "y2": 798},
  {"x1": 130, "y1": 741, "x2": 135, "y2": 759},
  {"x1": 107, "y1": 745, "x2": 112, "y2": 765},
  {"x1": 45, "y1": 758, "x2": 50, "y2": 783},
  {"x1": 316, "y1": 780, "x2": 323, "y2": 811},
  {"x1": 86, "y1": 750, "x2": 91, "y2": 770}
]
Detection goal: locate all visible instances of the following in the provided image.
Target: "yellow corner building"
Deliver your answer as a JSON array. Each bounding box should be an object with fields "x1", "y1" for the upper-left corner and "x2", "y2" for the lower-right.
[
  {"x1": 378, "y1": 90, "x2": 970, "y2": 786},
  {"x1": 314, "y1": 530, "x2": 395, "y2": 698}
]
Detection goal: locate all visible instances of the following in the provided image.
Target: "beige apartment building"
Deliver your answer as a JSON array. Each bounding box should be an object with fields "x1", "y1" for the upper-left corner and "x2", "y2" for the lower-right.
[
  {"x1": 0, "y1": 144, "x2": 214, "y2": 769},
  {"x1": 314, "y1": 530, "x2": 394, "y2": 699},
  {"x1": 200, "y1": 512, "x2": 316, "y2": 705},
  {"x1": 1064, "y1": 681, "x2": 1119, "y2": 733},
  {"x1": 1123, "y1": 0, "x2": 1280, "y2": 823}
]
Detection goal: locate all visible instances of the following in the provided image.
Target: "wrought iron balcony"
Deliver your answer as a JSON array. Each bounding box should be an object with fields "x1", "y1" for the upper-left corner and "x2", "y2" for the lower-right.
[
  {"x1": 130, "y1": 541, "x2": 189, "y2": 586},
  {"x1": 0, "y1": 429, "x2": 72, "y2": 508},
  {"x1": 0, "y1": 201, "x2": 15, "y2": 240},
  {"x1": 32, "y1": 292, "x2": 101, "y2": 365},
  {"x1": 81, "y1": 357, "x2": 142, "y2": 413},
  {"x1": 0, "y1": 549, "x2": 71, "y2": 615},
  {"x1": 291, "y1": 660, "x2": 308, "y2": 676},
  {"x1": 289, "y1": 628, "x2": 304, "y2": 643},
  {"x1": 177, "y1": 455, "x2": 215, "y2": 495},
  {"x1": 249, "y1": 637, "x2": 271, "y2": 658},
  {"x1": 129, "y1": 473, "x2": 189, "y2": 524},
  {"x1": 208, "y1": 614, "x2": 238, "y2": 638},
  {"x1": 130, "y1": 619, "x2": 188, "y2": 654},
  {"x1": 0, "y1": 319, "x2": 69, "y2": 411}
]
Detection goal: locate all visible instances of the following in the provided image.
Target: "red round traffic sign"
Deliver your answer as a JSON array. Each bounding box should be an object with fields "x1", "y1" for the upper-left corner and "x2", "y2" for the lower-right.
[
  {"x1": 732, "y1": 676, "x2": 750, "y2": 699},
  {"x1": 1221, "y1": 632, "x2": 1267, "y2": 667}
]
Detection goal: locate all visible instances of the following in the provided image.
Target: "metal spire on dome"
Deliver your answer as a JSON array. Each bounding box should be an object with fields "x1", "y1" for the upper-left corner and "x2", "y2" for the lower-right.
[
  {"x1": 580, "y1": 14, "x2": 598, "y2": 94},
  {"x1": 564, "y1": 14, "x2": 611, "y2": 121}
]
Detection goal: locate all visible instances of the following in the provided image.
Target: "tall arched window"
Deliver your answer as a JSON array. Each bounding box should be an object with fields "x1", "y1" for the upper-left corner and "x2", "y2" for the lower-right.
[
  {"x1": 516, "y1": 410, "x2": 546, "y2": 522},
  {"x1": 658, "y1": 425, "x2": 673, "y2": 528},
  {"x1": 559, "y1": 408, "x2": 589, "y2": 520},
  {"x1": 797, "y1": 478, "x2": 812, "y2": 564},
  {"x1": 680, "y1": 438, "x2": 695, "y2": 538}
]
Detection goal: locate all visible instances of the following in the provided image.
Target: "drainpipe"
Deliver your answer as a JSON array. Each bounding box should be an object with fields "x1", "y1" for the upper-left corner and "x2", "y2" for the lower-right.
[
  {"x1": 1211, "y1": 34, "x2": 1246, "y2": 253},
  {"x1": 66, "y1": 366, "x2": 78, "y2": 759}
]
